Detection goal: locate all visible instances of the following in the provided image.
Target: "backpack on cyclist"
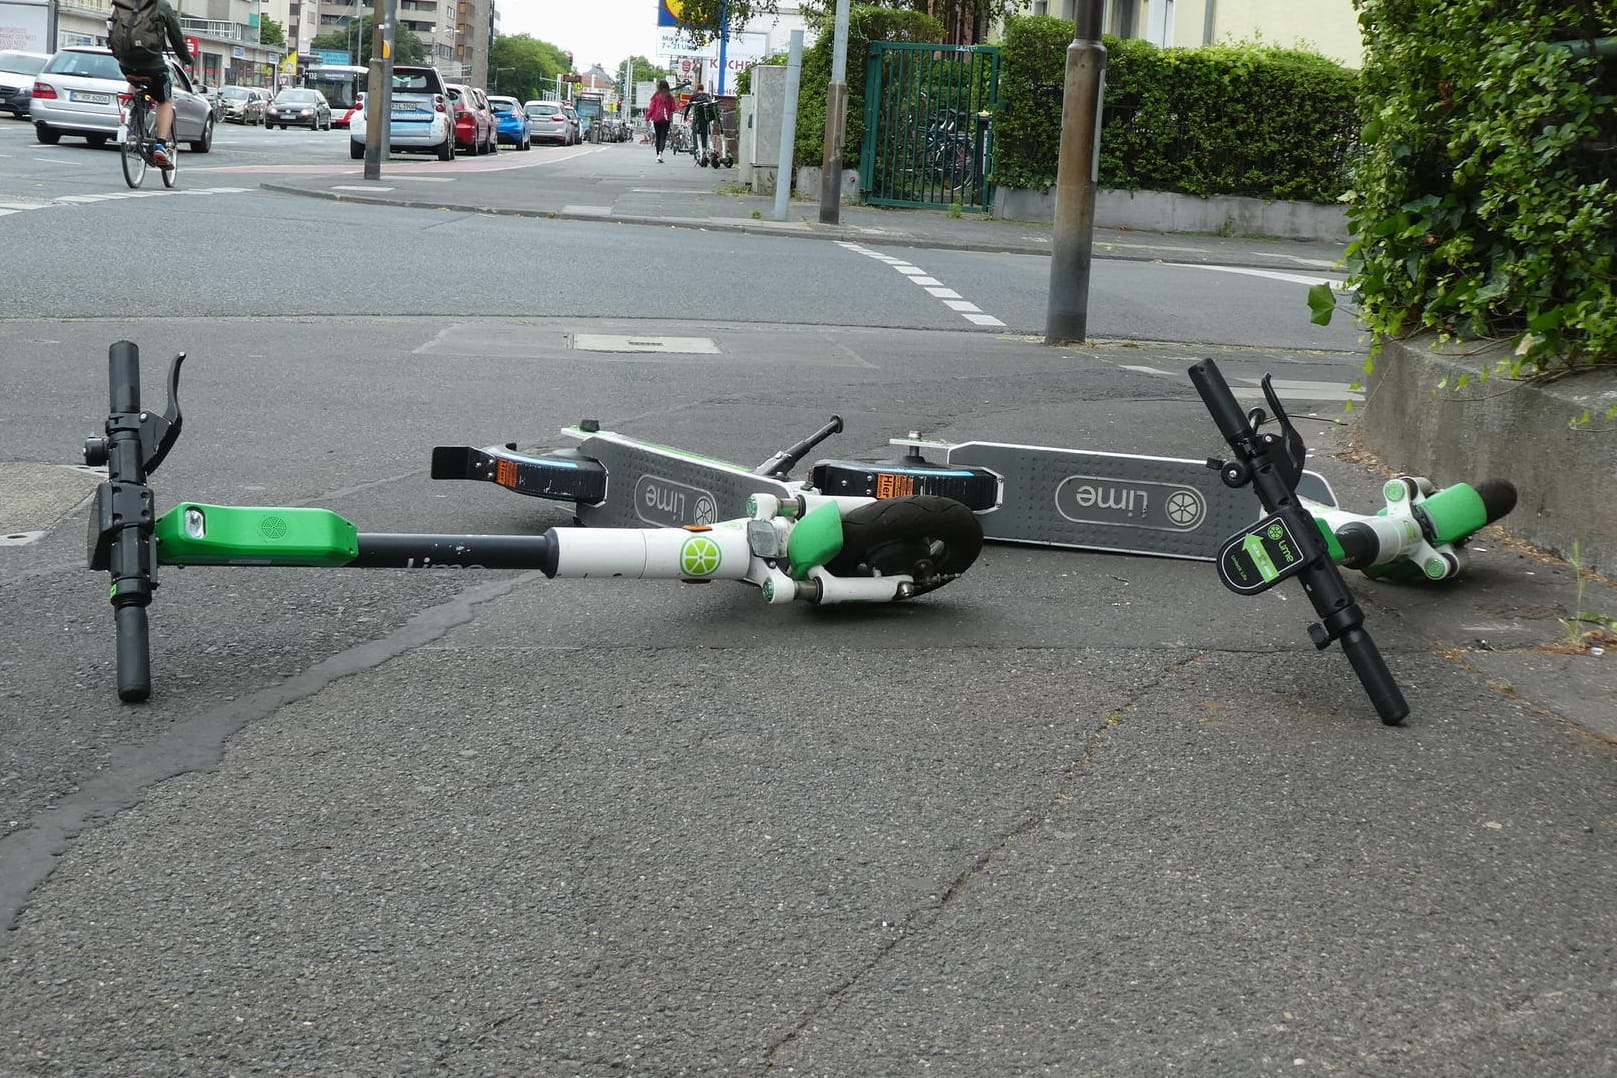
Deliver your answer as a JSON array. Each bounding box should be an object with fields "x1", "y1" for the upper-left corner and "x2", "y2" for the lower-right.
[{"x1": 109, "y1": 0, "x2": 166, "y2": 71}]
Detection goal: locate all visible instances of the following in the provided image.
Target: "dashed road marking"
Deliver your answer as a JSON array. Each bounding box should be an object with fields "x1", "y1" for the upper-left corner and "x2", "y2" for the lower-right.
[{"x1": 837, "y1": 241, "x2": 1007, "y2": 328}]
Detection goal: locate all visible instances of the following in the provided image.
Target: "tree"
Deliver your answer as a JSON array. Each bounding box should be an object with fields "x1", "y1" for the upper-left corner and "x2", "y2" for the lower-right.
[
  {"x1": 797, "y1": 0, "x2": 1029, "y2": 44},
  {"x1": 488, "y1": 34, "x2": 573, "y2": 102},
  {"x1": 258, "y1": 15, "x2": 284, "y2": 47},
  {"x1": 309, "y1": 17, "x2": 426, "y2": 65},
  {"x1": 667, "y1": 0, "x2": 778, "y2": 45}
]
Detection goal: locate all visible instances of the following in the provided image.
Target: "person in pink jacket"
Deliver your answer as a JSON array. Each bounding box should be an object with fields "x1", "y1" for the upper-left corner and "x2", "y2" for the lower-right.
[{"x1": 646, "y1": 78, "x2": 676, "y2": 163}]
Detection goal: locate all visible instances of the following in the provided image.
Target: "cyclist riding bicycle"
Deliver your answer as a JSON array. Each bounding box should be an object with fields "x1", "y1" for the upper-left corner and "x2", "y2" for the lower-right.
[
  {"x1": 108, "y1": 0, "x2": 192, "y2": 168},
  {"x1": 683, "y1": 82, "x2": 720, "y2": 161}
]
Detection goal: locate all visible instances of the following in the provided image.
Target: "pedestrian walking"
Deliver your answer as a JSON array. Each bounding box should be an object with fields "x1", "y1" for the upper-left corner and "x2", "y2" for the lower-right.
[{"x1": 646, "y1": 79, "x2": 676, "y2": 163}]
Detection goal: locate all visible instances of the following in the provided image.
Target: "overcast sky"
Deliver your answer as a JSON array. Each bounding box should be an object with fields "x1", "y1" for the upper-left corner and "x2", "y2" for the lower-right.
[{"x1": 498, "y1": 0, "x2": 668, "y2": 72}]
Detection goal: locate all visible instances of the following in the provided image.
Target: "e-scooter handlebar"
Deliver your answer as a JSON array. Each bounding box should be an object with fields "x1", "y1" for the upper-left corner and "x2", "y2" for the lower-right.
[
  {"x1": 87, "y1": 341, "x2": 184, "y2": 703},
  {"x1": 1188, "y1": 358, "x2": 1410, "y2": 725},
  {"x1": 1188, "y1": 357, "x2": 1255, "y2": 449}
]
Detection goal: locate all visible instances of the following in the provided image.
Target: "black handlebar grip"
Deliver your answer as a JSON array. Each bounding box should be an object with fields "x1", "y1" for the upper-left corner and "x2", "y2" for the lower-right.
[
  {"x1": 1339, "y1": 627, "x2": 1408, "y2": 725},
  {"x1": 115, "y1": 604, "x2": 152, "y2": 703},
  {"x1": 1188, "y1": 358, "x2": 1254, "y2": 447},
  {"x1": 109, "y1": 340, "x2": 141, "y2": 416}
]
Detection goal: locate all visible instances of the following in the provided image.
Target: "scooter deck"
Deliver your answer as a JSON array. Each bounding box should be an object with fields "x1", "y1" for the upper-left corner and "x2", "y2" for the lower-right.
[
  {"x1": 433, "y1": 428, "x2": 1338, "y2": 563},
  {"x1": 940, "y1": 440, "x2": 1337, "y2": 561},
  {"x1": 562, "y1": 428, "x2": 798, "y2": 528}
]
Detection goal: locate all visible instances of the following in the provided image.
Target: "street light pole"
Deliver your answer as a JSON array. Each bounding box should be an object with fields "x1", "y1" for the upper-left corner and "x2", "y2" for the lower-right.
[{"x1": 1043, "y1": 0, "x2": 1107, "y2": 346}]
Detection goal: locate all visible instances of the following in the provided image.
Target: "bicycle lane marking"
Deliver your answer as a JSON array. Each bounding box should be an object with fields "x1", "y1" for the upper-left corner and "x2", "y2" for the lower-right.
[{"x1": 835, "y1": 241, "x2": 1007, "y2": 328}]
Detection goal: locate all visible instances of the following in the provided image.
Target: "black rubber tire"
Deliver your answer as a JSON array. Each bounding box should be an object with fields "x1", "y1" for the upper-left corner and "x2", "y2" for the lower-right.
[
  {"x1": 437, "y1": 135, "x2": 454, "y2": 161},
  {"x1": 190, "y1": 116, "x2": 213, "y2": 154},
  {"x1": 349, "y1": 139, "x2": 364, "y2": 159},
  {"x1": 826, "y1": 495, "x2": 982, "y2": 597},
  {"x1": 35, "y1": 123, "x2": 59, "y2": 144}
]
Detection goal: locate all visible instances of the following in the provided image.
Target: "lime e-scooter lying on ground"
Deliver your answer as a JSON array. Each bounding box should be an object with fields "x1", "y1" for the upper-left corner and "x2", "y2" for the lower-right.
[
  {"x1": 82, "y1": 341, "x2": 1513, "y2": 721},
  {"x1": 83, "y1": 342, "x2": 983, "y2": 703},
  {"x1": 1188, "y1": 359, "x2": 1515, "y2": 723}
]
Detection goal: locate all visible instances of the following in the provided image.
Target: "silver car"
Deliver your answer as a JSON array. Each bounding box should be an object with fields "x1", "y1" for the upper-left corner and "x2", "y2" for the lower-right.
[
  {"x1": 30, "y1": 46, "x2": 214, "y2": 152},
  {"x1": 0, "y1": 49, "x2": 50, "y2": 119}
]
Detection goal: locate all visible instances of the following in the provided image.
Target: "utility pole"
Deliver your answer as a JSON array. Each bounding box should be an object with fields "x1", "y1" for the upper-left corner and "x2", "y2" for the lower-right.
[
  {"x1": 361, "y1": 0, "x2": 395, "y2": 180},
  {"x1": 817, "y1": 0, "x2": 851, "y2": 224},
  {"x1": 1043, "y1": 0, "x2": 1106, "y2": 346}
]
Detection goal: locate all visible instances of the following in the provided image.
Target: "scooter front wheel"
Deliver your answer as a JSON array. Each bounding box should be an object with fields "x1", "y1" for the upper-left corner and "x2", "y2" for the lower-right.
[{"x1": 827, "y1": 495, "x2": 983, "y2": 597}]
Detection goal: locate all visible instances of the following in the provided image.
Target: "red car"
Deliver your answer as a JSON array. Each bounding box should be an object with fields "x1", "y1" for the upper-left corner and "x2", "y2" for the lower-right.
[{"x1": 447, "y1": 83, "x2": 497, "y2": 155}]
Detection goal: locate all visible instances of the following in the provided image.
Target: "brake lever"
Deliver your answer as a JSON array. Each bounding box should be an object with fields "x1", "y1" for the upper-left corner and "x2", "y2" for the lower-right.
[
  {"x1": 145, "y1": 352, "x2": 186, "y2": 476},
  {"x1": 1259, "y1": 373, "x2": 1305, "y2": 494}
]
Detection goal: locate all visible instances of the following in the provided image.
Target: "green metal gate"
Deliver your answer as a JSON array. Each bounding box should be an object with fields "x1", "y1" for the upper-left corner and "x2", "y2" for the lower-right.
[{"x1": 860, "y1": 42, "x2": 1000, "y2": 214}]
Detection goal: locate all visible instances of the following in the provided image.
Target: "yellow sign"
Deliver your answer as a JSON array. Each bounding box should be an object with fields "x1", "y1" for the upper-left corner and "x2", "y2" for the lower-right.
[{"x1": 280, "y1": 50, "x2": 297, "y2": 72}]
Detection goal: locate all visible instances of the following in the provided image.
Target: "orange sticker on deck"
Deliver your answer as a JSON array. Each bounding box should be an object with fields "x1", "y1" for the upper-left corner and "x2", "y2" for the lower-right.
[
  {"x1": 875, "y1": 473, "x2": 915, "y2": 499},
  {"x1": 496, "y1": 460, "x2": 518, "y2": 488}
]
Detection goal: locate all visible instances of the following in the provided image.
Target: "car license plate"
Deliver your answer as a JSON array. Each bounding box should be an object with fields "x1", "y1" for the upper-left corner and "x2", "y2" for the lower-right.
[
  {"x1": 72, "y1": 91, "x2": 112, "y2": 104},
  {"x1": 392, "y1": 103, "x2": 419, "y2": 113}
]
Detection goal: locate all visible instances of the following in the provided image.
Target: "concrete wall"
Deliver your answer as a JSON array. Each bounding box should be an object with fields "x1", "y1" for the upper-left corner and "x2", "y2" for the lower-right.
[
  {"x1": 996, "y1": 185, "x2": 1349, "y2": 242},
  {"x1": 1363, "y1": 336, "x2": 1617, "y2": 575},
  {"x1": 794, "y1": 166, "x2": 862, "y2": 204}
]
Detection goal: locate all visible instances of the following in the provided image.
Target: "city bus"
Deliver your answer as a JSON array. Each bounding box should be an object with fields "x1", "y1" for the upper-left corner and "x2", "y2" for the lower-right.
[{"x1": 302, "y1": 64, "x2": 367, "y2": 128}]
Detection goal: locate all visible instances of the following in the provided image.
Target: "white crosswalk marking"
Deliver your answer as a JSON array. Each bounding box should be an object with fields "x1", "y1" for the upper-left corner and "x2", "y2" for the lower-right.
[
  {"x1": 0, "y1": 186, "x2": 252, "y2": 218},
  {"x1": 837, "y1": 241, "x2": 1008, "y2": 328}
]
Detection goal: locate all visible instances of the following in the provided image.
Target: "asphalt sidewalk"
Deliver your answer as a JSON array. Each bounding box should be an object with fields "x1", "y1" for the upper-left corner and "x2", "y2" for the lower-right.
[{"x1": 255, "y1": 137, "x2": 1351, "y2": 270}]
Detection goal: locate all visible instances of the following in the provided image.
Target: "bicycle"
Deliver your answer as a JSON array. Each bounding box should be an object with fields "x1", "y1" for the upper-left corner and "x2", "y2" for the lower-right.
[
  {"x1": 881, "y1": 94, "x2": 975, "y2": 204},
  {"x1": 118, "y1": 79, "x2": 176, "y2": 190},
  {"x1": 668, "y1": 121, "x2": 692, "y2": 156}
]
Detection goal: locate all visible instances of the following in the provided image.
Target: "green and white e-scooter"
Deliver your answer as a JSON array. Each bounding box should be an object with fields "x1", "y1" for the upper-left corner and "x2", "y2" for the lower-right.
[
  {"x1": 82, "y1": 342, "x2": 984, "y2": 703},
  {"x1": 1189, "y1": 359, "x2": 1516, "y2": 724}
]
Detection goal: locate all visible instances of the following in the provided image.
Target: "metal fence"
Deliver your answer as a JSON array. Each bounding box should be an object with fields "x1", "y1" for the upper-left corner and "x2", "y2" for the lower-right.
[{"x1": 859, "y1": 42, "x2": 1000, "y2": 213}]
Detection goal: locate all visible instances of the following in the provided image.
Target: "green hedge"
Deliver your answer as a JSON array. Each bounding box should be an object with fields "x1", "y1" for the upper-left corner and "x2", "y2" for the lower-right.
[
  {"x1": 750, "y1": 6, "x2": 946, "y2": 172},
  {"x1": 994, "y1": 16, "x2": 1360, "y2": 201},
  {"x1": 1345, "y1": 0, "x2": 1615, "y2": 375}
]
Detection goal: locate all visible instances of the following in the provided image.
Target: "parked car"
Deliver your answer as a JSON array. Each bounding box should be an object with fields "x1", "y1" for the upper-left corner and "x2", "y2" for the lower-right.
[
  {"x1": 30, "y1": 46, "x2": 214, "y2": 151},
  {"x1": 217, "y1": 85, "x2": 267, "y2": 125},
  {"x1": 485, "y1": 93, "x2": 530, "y2": 150},
  {"x1": 199, "y1": 84, "x2": 225, "y2": 120},
  {"x1": 0, "y1": 50, "x2": 49, "y2": 120},
  {"x1": 446, "y1": 83, "x2": 496, "y2": 155},
  {"x1": 266, "y1": 87, "x2": 332, "y2": 129},
  {"x1": 350, "y1": 65, "x2": 455, "y2": 161},
  {"x1": 563, "y1": 104, "x2": 581, "y2": 144},
  {"x1": 523, "y1": 99, "x2": 573, "y2": 145}
]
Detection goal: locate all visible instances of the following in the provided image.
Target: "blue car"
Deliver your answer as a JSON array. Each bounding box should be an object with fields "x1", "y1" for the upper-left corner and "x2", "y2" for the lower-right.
[{"x1": 486, "y1": 94, "x2": 531, "y2": 151}]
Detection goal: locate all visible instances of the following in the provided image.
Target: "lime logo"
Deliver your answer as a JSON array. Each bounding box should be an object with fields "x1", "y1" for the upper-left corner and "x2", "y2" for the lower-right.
[
  {"x1": 1165, "y1": 490, "x2": 1204, "y2": 527},
  {"x1": 680, "y1": 535, "x2": 723, "y2": 576},
  {"x1": 1266, "y1": 522, "x2": 1286, "y2": 541},
  {"x1": 1055, "y1": 476, "x2": 1206, "y2": 532},
  {"x1": 636, "y1": 474, "x2": 719, "y2": 528}
]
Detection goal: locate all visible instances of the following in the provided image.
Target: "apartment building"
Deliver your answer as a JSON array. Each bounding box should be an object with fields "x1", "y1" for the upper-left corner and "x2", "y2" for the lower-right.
[
  {"x1": 49, "y1": 0, "x2": 284, "y2": 88},
  {"x1": 257, "y1": 0, "x2": 492, "y2": 86}
]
